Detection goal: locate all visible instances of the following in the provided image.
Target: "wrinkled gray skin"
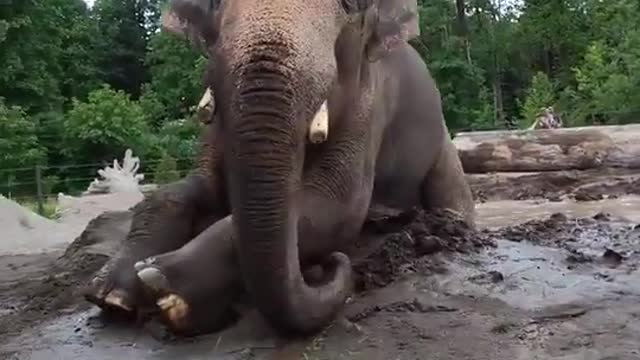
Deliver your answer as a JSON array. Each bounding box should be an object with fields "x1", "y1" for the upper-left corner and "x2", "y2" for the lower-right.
[{"x1": 83, "y1": 0, "x2": 475, "y2": 337}]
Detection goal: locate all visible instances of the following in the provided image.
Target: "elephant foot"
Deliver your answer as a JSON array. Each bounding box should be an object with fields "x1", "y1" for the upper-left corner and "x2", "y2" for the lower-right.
[
  {"x1": 81, "y1": 256, "x2": 160, "y2": 321},
  {"x1": 133, "y1": 218, "x2": 242, "y2": 336},
  {"x1": 133, "y1": 258, "x2": 191, "y2": 333},
  {"x1": 84, "y1": 285, "x2": 134, "y2": 313},
  {"x1": 157, "y1": 294, "x2": 191, "y2": 332},
  {"x1": 134, "y1": 255, "x2": 241, "y2": 336},
  {"x1": 82, "y1": 268, "x2": 133, "y2": 314}
]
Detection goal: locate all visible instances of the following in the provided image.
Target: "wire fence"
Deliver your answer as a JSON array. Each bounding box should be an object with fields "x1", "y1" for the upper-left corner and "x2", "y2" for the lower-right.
[{"x1": 1, "y1": 156, "x2": 199, "y2": 215}]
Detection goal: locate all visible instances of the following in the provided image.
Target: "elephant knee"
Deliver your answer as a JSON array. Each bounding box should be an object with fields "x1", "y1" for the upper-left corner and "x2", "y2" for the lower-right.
[{"x1": 136, "y1": 181, "x2": 198, "y2": 217}]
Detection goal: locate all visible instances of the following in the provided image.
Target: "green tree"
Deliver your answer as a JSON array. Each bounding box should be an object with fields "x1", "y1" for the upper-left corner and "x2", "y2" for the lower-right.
[
  {"x1": 152, "y1": 152, "x2": 180, "y2": 184},
  {"x1": 62, "y1": 85, "x2": 153, "y2": 164},
  {"x1": 92, "y1": 0, "x2": 150, "y2": 97},
  {"x1": 414, "y1": 0, "x2": 495, "y2": 131},
  {"x1": 566, "y1": 38, "x2": 640, "y2": 125},
  {"x1": 151, "y1": 118, "x2": 202, "y2": 171},
  {"x1": 0, "y1": 99, "x2": 45, "y2": 195},
  {"x1": 516, "y1": 0, "x2": 590, "y2": 84},
  {"x1": 519, "y1": 71, "x2": 556, "y2": 128},
  {"x1": 144, "y1": 31, "x2": 207, "y2": 127},
  {"x1": 58, "y1": 0, "x2": 102, "y2": 102}
]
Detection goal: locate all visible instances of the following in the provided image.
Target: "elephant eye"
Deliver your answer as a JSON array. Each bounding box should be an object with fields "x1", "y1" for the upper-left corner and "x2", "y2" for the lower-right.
[{"x1": 340, "y1": 0, "x2": 373, "y2": 14}]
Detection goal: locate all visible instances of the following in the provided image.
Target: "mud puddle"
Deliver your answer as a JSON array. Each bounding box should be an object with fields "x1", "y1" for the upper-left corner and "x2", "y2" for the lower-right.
[
  {"x1": 476, "y1": 194, "x2": 640, "y2": 228},
  {"x1": 1, "y1": 203, "x2": 640, "y2": 359}
]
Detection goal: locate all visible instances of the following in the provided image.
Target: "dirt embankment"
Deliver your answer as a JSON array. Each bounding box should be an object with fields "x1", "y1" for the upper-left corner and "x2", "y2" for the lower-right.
[
  {"x1": 1, "y1": 195, "x2": 639, "y2": 359},
  {"x1": 353, "y1": 208, "x2": 494, "y2": 292},
  {"x1": 468, "y1": 168, "x2": 640, "y2": 202},
  {"x1": 0, "y1": 207, "x2": 491, "y2": 340},
  {"x1": 2, "y1": 204, "x2": 628, "y2": 340},
  {"x1": 0, "y1": 210, "x2": 132, "y2": 340}
]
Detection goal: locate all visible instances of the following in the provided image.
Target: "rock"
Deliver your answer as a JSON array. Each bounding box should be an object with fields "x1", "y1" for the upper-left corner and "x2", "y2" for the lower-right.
[
  {"x1": 601, "y1": 248, "x2": 624, "y2": 267},
  {"x1": 414, "y1": 235, "x2": 442, "y2": 256}
]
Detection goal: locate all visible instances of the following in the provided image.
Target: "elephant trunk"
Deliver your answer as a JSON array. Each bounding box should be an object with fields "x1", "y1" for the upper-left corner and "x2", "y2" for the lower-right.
[{"x1": 226, "y1": 53, "x2": 351, "y2": 335}]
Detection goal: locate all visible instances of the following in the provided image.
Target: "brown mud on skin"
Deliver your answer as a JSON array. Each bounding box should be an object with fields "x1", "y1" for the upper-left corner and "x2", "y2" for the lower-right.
[{"x1": 2, "y1": 205, "x2": 640, "y2": 359}]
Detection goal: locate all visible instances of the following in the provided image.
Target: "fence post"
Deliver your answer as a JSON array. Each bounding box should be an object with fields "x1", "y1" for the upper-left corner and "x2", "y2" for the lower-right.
[{"x1": 35, "y1": 165, "x2": 44, "y2": 215}]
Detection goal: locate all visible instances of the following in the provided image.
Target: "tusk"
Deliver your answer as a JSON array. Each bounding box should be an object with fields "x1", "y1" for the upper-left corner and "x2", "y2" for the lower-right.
[
  {"x1": 309, "y1": 100, "x2": 329, "y2": 144},
  {"x1": 196, "y1": 87, "x2": 215, "y2": 124}
]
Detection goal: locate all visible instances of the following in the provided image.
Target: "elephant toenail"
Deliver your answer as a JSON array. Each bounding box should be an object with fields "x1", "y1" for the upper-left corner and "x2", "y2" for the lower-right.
[
  {"x1": 134, "y1": 257, "x2": 156, "y2": 272},
  {"x1": 137, "y1": 267, "x2": 169, "y2": 291}
]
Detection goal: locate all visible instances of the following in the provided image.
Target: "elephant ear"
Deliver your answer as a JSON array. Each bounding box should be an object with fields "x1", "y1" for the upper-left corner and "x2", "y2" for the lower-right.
[
  {"x1": 364, "y1": 0, "x2": 420, "y2": 62},
  {"x1": 161, "y1": 0, "x2": 218, "y2": 53}
]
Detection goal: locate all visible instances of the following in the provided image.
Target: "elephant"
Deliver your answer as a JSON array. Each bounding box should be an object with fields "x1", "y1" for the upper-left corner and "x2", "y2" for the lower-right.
[{"x1": 82, "y1": 0, "x2": 476, "y2": 337}]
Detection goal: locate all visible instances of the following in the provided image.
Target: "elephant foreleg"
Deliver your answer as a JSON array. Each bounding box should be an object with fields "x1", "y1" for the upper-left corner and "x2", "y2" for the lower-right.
[
  {"x1": 133, "y1": 151, "x2": 375, "y2": 336},
  {"x1": 133, "y1": 200, "x2": 375, "y2": 336},
  {"x1": 133, "y1": 215, "x2": 241, "y2": 335},
  {"x1": 83, "y1": 125, "x2": 229, "y2": 316}
]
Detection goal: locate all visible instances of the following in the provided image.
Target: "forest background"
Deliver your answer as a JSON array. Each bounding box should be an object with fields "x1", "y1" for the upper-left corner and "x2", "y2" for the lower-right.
[{"x1": 2, "y1": 0, "x2": 640, "y2": 203}]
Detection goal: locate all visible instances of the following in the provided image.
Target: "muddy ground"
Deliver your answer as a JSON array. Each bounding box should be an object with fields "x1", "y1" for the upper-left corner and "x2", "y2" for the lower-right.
[
  {"x1": 468, "y1": 168, "x2": 640, "y2": 203},
  {"x1": 1, "y1": 175, "x2": 640, "y2": 359}
]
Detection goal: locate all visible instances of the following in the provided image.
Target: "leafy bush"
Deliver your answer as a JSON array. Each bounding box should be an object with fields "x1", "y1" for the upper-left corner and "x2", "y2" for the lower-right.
[
  {"x1": 518, "y1": 72, "x2": 556, "y2": 128},
  {"x1": 151, "y1": 118, "x2": 202, "y2": 172},
  {"x1": 152, "y1": 152, "x2": 181, "y2": 184},
  {"x1": 0, "y1": 98, "x2": 45, "y2": 195},
  {"x1": 62, "y1": 85, "x2": 154, "y2": 164}
]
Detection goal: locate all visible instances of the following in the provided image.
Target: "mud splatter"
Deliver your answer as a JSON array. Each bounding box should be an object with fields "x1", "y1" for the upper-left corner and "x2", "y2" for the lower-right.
[{"x1": 485, "y1": 211, "x2": 632, "y2": 248}]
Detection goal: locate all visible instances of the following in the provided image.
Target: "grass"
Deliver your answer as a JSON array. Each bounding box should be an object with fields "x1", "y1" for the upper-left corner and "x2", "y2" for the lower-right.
[{"x1": 18, "y1": 197, "x2": 60, "y2": 220}]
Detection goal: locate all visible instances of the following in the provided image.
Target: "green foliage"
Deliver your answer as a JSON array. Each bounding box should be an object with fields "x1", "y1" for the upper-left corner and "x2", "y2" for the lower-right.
[
  {"x1": 18, "y1": 197, "x2": 60, "y2": 220},
  {"x1": 151, "y1": 118, "x2": 202, "y2": 171},
  {"x1": 92, "y1": 0, "x2": 151, "y2": 97},
  {"x1": 62, "y1": 85, "x2": 152, "y2": 164},
  {"x1": 0, "y1": 99, "x2": 45, "y2": 195},
  {"x1": 0, "y1": 100, "x2": 45, "y2": 168},
  {"x1": 519, "y1": 72, "x2": 556, "y2": 128},
  {"x1": 3, "y1": 0, "x2": 640, "y2": 198},
  {"x1": 144, "y1": 31, "x2": 206, "y2": 127},
  {"x1": 152, "y1": 152, "x2": 180, "y2": 185}
]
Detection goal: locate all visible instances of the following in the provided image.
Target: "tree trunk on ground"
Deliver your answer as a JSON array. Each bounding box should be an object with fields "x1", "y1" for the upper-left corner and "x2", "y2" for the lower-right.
[{"x1": 453, "y1": 124, "x2": 640, "y2": 173}]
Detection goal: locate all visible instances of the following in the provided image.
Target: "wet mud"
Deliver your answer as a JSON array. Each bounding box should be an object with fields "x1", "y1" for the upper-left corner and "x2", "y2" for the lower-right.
[
  {"x1": 2, "y1": 189, "x2": 640, "y2": 359},
  {"x1": 469, "y1": 168, "x2": 640, "y2": 202},
  {"x1": 0, "y1": 211, "x2": 131, "y2": 341},
  {"x1": 352, "y1": 208, "x2": 495, "y2": 292}
]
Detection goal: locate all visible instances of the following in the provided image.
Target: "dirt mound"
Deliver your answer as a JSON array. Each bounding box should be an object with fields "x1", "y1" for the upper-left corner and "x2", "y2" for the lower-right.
[
  {"x1": 0, "y1": 193, "x2": 142, "y2": 257},
  {"x1": 353, "y1": 208, "x2": 495, "y2": 292},
  {"x1": 468, "y1": 169, "x2": 640, "y2": 202},
  {"x1": 0, "y1": 211, "x2": 131, "y2": 338},
  {"x1": 0, "y1": 195, "x2": 72, "y2": 255},
  {"x1": 56, "y1": 192, "x2": 142, "y2": 234},
  {"x1": 571, "y1": 177, "x2": 640, "y2": 201}
]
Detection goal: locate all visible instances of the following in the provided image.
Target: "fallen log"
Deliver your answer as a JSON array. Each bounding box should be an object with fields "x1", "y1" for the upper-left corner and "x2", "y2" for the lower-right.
[{"x1": 453, "y1": 124, "x2": 640, "y2": 173}]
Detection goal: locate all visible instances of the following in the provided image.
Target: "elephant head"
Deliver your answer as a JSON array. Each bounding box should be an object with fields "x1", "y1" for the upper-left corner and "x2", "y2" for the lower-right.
[{"x1": 161, "y1": 0, "x2": 419, "y2": 335}]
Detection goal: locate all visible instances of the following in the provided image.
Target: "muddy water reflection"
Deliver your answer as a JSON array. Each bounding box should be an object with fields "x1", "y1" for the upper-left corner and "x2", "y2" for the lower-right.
[{"x1": 476, "y1": 195, "x2": 640, "y2": 229}]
